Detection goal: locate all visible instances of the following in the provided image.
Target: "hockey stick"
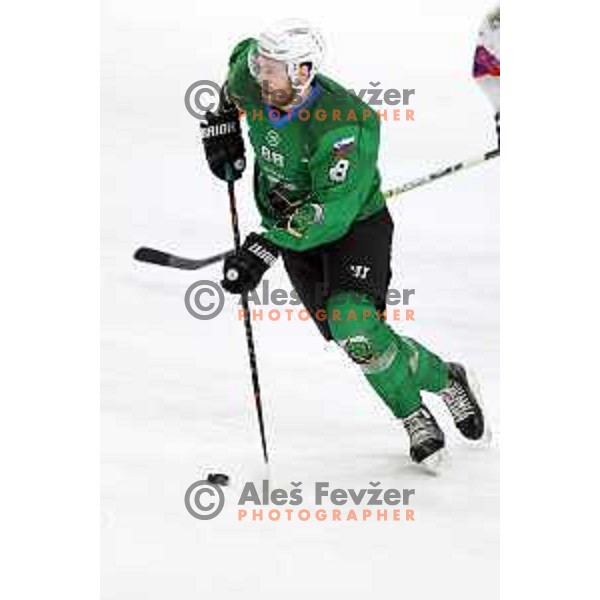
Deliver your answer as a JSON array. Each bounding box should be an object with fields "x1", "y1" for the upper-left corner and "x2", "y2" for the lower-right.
[
  {"x1": 133, "y1": 246, "x2": 231, "y2": 270},
  {"x1": 225, "y1": 175, "x2": 270, "y2": 465},
  {"x1": 133, "y1": 148, "x2": 499, "y2": 270},
  {"x1": 382, "y1": 147, "x2": 499, "y2": 200}
]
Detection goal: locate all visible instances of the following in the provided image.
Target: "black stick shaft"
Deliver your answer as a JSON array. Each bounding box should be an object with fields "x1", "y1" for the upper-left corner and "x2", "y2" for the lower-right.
[{"x1": 227, "y1": 180, "x2": 269, "y2": 464}]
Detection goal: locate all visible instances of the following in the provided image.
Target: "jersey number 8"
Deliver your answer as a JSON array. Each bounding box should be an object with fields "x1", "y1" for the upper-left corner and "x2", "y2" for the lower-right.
[{"x1": 329, "y1": 159, "x2": 350, "y2": 183}]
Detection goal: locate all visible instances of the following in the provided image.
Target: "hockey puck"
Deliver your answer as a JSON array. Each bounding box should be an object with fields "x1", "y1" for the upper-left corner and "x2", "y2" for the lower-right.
[{"x1": 207, "y1": 473, "x2": 229, "y2": 486}]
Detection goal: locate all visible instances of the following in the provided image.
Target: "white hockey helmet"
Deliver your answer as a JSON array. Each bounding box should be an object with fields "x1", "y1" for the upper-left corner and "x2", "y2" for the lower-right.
[{"x1": 249, "y1": 19, "x2": 325, "y2": 95}]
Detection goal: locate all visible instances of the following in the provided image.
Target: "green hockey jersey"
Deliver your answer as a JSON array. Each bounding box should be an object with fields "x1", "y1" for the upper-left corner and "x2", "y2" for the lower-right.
[{"x1": 226, "y1": 38, "x2": 385, "y2": 252}]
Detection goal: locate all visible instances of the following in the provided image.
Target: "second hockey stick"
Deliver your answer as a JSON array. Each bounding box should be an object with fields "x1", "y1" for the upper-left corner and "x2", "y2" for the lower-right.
[
  {"x1": 134, "y1": 147, "x2": 499, "y2": 271},
  {"x1": 382, "y1": 147, "x2": 499, "y2": 200}
]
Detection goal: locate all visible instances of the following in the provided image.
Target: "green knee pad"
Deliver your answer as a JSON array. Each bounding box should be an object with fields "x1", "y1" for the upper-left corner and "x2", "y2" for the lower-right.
[{"x1": 326, "y1": 291, "x2": 448, "y2": 418}]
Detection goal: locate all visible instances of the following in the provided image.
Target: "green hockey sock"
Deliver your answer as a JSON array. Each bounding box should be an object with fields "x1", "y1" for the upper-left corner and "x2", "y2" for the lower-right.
[{"x1": 326, "y1": 291, "x2": 448, "y2": 418}]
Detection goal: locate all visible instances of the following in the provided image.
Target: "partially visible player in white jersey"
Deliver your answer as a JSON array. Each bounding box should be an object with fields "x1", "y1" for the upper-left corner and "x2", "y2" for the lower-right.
[{"x1": 473, "y1": 5, "x2": 500, "y2": 147}]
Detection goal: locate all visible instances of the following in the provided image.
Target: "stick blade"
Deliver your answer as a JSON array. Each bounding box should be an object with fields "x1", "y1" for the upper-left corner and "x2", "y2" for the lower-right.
[{"x1": 133, "y1": 246, "x2": 173, "y2": 266}]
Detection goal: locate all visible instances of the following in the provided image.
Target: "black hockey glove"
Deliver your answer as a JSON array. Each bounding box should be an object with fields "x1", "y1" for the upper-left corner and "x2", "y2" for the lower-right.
[
  {"x1": 267, "y1": 183, "x2": 323, "y2": 238},
  {"x1": 200, "y1": 86, "x2": 246, "y2": 182},
  {"x1": 221, "y1": 233, "x2": 279, "y2": 294},
  {"x1": 267, "y1": 182, "x2": 304, "y2": 225}
]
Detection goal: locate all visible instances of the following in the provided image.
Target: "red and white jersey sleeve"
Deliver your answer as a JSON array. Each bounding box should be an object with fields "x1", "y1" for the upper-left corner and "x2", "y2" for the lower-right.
[{"x1": 473, "y1": 6, "x2": 500, "y2": 113}]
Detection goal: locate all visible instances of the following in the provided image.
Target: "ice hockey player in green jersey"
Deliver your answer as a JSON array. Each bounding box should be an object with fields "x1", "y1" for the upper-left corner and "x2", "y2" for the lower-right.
[{"x1": 200, "y1": 19, "x2": 486, "y2": 471}]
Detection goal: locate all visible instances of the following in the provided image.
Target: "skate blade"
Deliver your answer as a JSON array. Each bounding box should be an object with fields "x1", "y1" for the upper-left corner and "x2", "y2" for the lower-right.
[{"x1": 418, "y1": 448, "x2": 448, "y2": 475}]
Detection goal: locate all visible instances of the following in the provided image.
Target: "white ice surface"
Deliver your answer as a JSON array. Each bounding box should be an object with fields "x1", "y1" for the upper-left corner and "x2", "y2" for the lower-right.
[{"x1": 102, "y1": 6, "x2": 499, "y2": 599}]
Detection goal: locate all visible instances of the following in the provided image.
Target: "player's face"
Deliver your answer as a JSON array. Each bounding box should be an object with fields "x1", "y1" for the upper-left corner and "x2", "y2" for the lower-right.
[{"x1": 255, "y1": 55, "x2": 293, "y2": 106}]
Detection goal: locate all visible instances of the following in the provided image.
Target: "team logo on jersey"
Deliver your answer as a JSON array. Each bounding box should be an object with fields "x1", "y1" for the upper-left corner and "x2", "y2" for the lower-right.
[
  {"x1": 265, "y1": 130, "x2": 280, "y2": 148},
  {"x1": 260, "y1": 145, "x2": 285, "y2": 167},
  {"x1": 332, "y1": 136, "x2": 356, "y2": 158}
]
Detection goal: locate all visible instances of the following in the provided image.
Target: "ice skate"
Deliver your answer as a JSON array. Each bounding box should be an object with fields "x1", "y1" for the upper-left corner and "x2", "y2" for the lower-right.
[
  {"x1": 402, "y1": 404, "x2": 446, "y2": 473},
  {"x1": 439, "y1": 362, "x2": 486, "y2": 441}
]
